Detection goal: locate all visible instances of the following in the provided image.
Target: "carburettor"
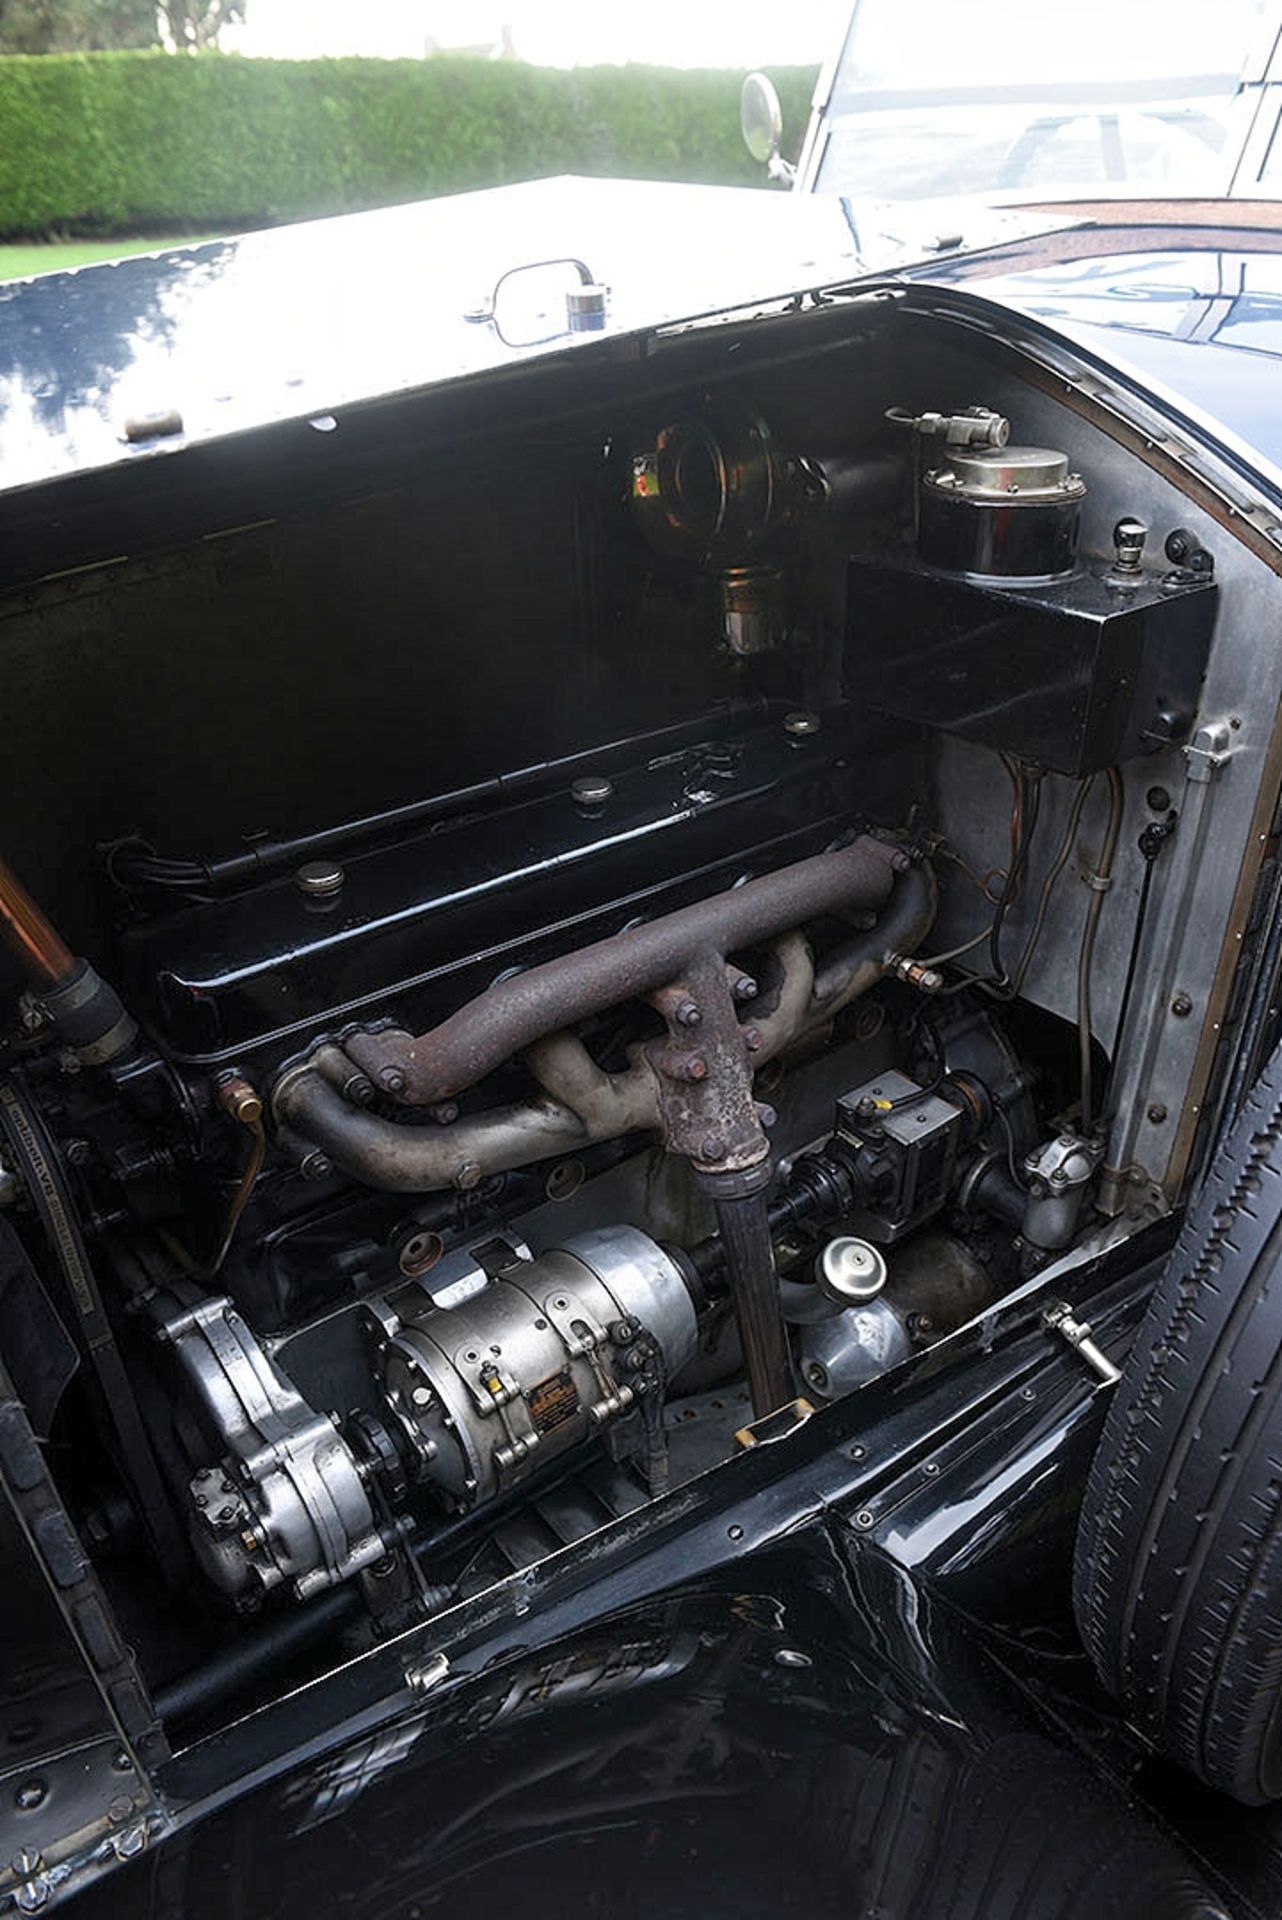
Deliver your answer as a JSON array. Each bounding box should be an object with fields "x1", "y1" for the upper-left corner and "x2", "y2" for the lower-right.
[{"x1": 364, "y1": 1227, "x2": 699, "y2": 1512}]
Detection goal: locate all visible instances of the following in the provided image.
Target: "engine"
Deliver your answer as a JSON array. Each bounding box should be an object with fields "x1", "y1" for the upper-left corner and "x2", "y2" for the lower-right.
[{"x1": 0, "y1": 343, "x2": 1229, "y2": 1730}]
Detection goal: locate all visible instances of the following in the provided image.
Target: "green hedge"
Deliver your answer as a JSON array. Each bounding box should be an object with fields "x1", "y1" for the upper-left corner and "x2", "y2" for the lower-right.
[{"x1": 0, "y1": 52, "x2": 819, "y2": 239}]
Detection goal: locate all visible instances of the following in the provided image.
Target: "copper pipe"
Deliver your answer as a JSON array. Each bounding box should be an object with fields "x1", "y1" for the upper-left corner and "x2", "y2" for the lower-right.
[{"x1": 0, "y1": 859, "x2": 75, "y2": 988}]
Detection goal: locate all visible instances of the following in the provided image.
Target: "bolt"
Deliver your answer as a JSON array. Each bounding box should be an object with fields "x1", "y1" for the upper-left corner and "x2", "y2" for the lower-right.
[
  {"x1": 677, "y1": 1054, "x2": 708, "y2": 1082},
  {"x1": 1147, "y1": 1103, "x2": 1168, "y2": 1124},
  {"x1": 743, "y1": 1027, "x2": 762, "y2": 1052},
  {"x1": 295, "y1": 858, "x2": 345, "y2": 899},
  {"x1": 300, "y1": 1149, "x2": 332, "y2": 1182},
  {"x1": 727, "y1": 1524, "x2": 744, "y2": 1541},
  {"x1": 427, "y1": 1101, "x2": 459, "y2": 1125},
  {"x1": 13, "y1": 1781, "x2": 45, "y2": 1812},
  {"x1": 411, "y1": 1385, "x2": 432, "y2": 1409},
  {"x1": 1171, "y1": 992, "x2": 1193, "y2": 1018},
  {"x1": 454, "y1": 1162, "x2": 482, "y2": 1191},
  {"x1": 404, "y1": 1651, "x2": 451, "y2": 1697},
  {"x1": 110, "y1": 1749, "x2": 133, "y2": 1774},
  {"x1": 112, "y1": 1826, "x2": 147, "y2": 1864},
  {"x1": 1020, "y1": 1386, "x2": 1036, "y2": 1402},
  {"x1": 18, "y1": 998, "x2": 49, "y2": 1037},
  {"x1": 378, "y1": 1066, "x2": 407, "y2": 1096},
  {"x1": 571, "y1": 773, "x2": 613, "y2": 809},
  {"x1": 675, "y1": 999, "x2": 701, "y2": 1028},
  {"x1": 700, "y1": 1135, "x2": 726, "y2": 1163},
  {"x1": 855, "y1": 1510, "x2": 875, "y2": 1529},
  {"x1": 757, "y1": 1103, "x2": 778, "y2": 1130},
  {"x1": 108, "y1": 1796, "x2": 135, "y2": 1825},
  {"x1": 849, "y1": 1444, "x2": 866, "y2": 1460},
  {"x1": 732, "y1": 975, "x2": 758, "y2": 1004},
  {"x1": 783, "y1": 709, "x2": 822, "y2": 739}
]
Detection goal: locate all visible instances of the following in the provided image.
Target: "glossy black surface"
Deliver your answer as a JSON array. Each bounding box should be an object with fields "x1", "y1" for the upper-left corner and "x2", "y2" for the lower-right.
[
  {"x1": 923, "y1": 239, "x2": 1282, "y2": 487},
  {"x1": 0, "y1": 179, "x2": 864, "y2": 499},
  {"x1": 847, "y1": 552, "x2": 1216, "y2": 775},
  {"x1": 70, "y1": 1534, "x2": 1266, "y2": 1919},
  {"x1": 118, "y1": 714, "x2": 874, "y2": 1070}
]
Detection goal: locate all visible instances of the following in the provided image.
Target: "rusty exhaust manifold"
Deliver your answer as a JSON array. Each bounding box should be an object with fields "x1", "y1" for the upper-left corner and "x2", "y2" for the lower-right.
[
  {"x1": 273, "y1": 838, "x2": 933, "y2": 1192},
  {"x1": 273, "y1": 837, "x2": 935, "y2": 1414}
]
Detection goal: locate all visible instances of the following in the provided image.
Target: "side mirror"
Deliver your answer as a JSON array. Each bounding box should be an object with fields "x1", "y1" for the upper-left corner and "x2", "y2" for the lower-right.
[{"x1": 741, "y1": 71, "x2": 784, "y2": 167}]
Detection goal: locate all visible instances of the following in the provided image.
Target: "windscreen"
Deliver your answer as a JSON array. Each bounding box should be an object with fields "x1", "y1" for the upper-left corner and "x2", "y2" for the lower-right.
[{"x1": 814, "y1": 0, "x2": 1279, "y2": 199}]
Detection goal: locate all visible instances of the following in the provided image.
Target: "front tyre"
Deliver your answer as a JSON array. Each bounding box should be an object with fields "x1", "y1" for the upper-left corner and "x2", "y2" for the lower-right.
[{"x1": 1074, "y1": 1043, "x2": 1282, "y2": 1803}]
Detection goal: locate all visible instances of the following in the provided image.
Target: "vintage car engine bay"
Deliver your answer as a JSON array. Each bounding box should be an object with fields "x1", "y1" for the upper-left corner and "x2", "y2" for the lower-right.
[{"x1": 2, "y1": 253, "x2": 1281, "y2": 1878}]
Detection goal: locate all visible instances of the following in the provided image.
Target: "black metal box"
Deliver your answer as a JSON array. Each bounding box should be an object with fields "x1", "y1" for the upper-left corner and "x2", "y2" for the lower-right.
[{"x1": 845, "y1": 554, "x2": 1217, "y2": 776}]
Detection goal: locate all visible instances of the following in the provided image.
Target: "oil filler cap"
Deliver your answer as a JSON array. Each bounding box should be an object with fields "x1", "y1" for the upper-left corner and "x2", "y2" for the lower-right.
[{"x1": 816, "y1": 1236, "x2": 887, "y2": 1307}]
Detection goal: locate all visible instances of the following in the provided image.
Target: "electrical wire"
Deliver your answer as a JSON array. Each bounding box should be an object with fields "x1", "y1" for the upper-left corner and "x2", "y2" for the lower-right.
[
  {"x1": 977, "y1": 775, "x2": 1095, "y2": 1004},
  {"x1": 1077, "y1": 767, "x2": 1125, "y2": 1136},
  {"x1": 916, "y1": 925, "x2": 993, "y2": 969},
  {"x1": 937, "y1": 844, "x2": 1007, "y2": 906},
  {"x1": 989, "y1": 760, "x2": 1043, "y2": 987}
]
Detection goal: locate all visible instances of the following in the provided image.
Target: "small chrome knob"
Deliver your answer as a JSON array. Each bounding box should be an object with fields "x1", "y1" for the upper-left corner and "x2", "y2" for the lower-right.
[{"x1": 1113, "y1": 517, "x2": 1147, "y2": 573}]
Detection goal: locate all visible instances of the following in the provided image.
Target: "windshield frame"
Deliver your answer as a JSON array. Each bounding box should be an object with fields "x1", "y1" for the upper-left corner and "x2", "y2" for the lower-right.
[{"x1": 795, "y1": 1, "x2": 1282, "y2": 204}]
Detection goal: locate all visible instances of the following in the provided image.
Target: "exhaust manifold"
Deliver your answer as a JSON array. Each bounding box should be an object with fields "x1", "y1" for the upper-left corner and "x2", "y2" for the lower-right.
[{"x1": 272, "y1": 837, "x2": 934, "y2": 1195}]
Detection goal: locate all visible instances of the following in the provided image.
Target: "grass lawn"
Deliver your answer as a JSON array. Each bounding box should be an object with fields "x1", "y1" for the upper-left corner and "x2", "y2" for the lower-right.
[{"x1": 0, "y1": 235, "x2": 220, "y2": 281}]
